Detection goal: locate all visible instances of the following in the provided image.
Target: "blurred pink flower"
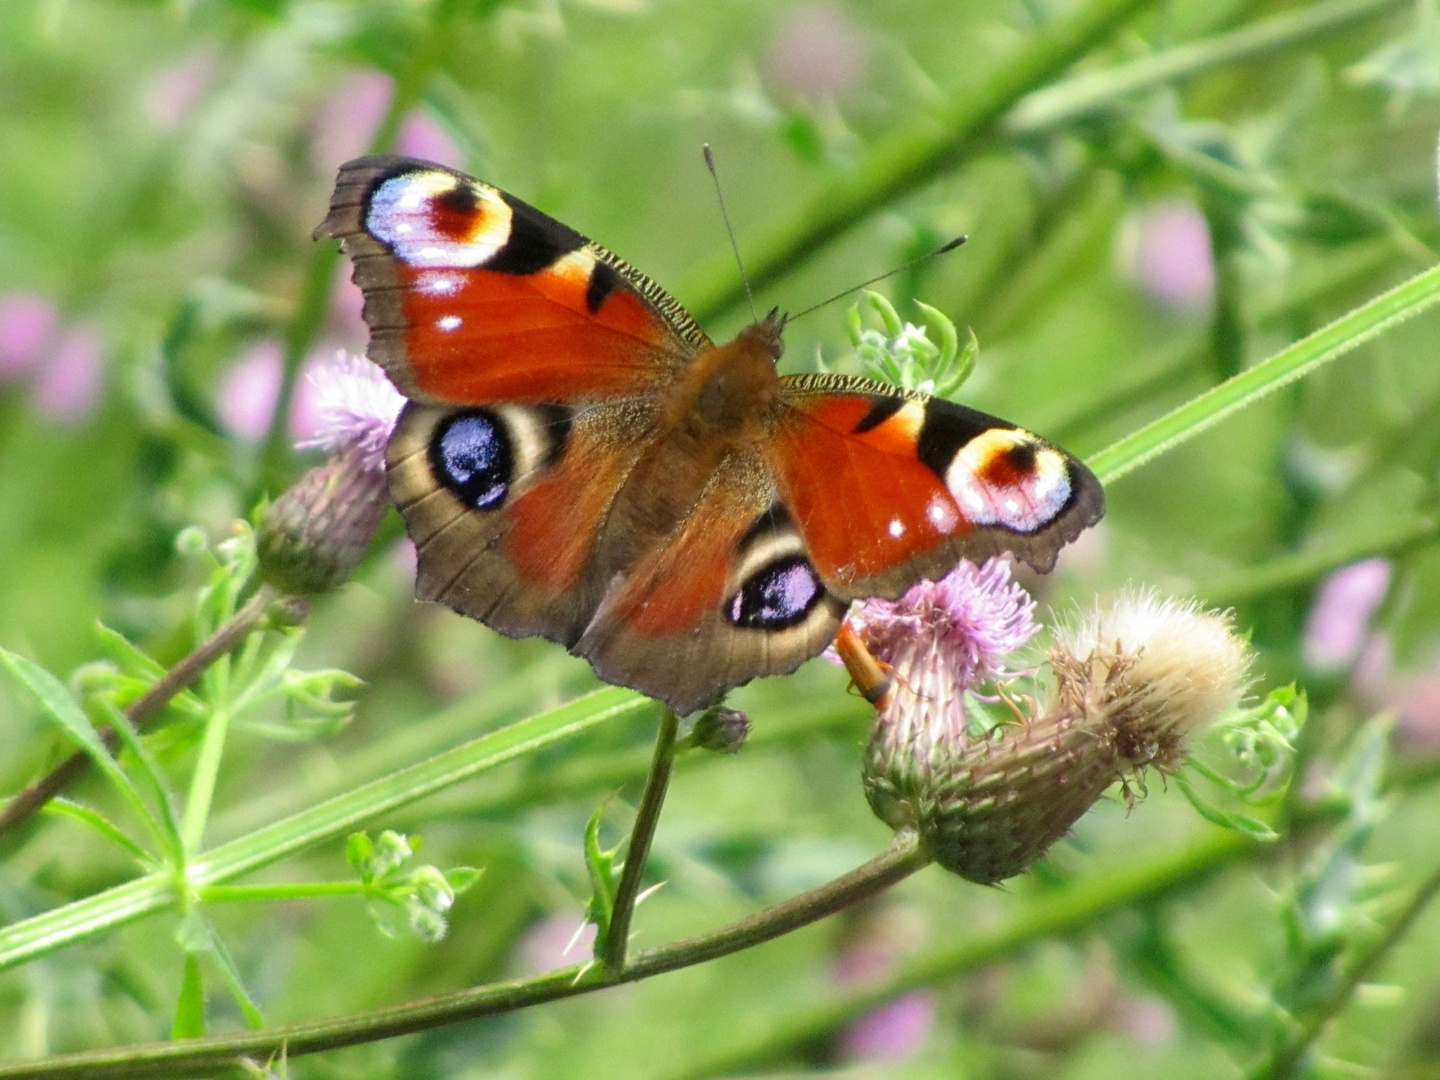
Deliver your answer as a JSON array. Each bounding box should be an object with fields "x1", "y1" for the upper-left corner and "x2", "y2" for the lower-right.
[
  {"x1": 313, "y1": 71, "x2": 394, "y2": 173},
  {"x1": 217, "y1": 342, "x2": 282, "y2": 441},
  {"x1": 1123, "y1": 200, "x2": 1215, "y2": 315},
  {"x1": 763, "y1": 3, "x2": 871, "y2": 102},
  {"x1": 833, "y1": 909, "x2": 933, "y2": 1063},
  {"x1": 395, "y1": 111, "x2": 463, "y2": 166},
  {"x1": 0, "y1": 293, "x2": 58, "y2": 379},
  {"x1": 329, "y1": 277, "x2": 368, "y2": 345},
  {"x1": 1396, "y1": 671, "x2": 1440, "y2": 750},
  {"x1": 145, "y1": 47, "x2": 217, "y2": 130},
  {"x1": 513, "y1": 913, "x2": 596, "y2": 975},
  {"x1": 1302, "y1": 558, "x2": 1391, "y2": 670},
  {"x1": 34, "y1": 324, "x2": 104, "y2": 423},
  {"x1": 837, "y1": 992, "x2": 935, "y2": 1061}
]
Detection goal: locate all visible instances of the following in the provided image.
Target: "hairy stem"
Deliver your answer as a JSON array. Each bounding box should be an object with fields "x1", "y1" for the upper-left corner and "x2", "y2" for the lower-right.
[
  {"x1": 602, "y1": 708, "x2": 680, "y2": 971},
  {"x1": 0, "y1": 833, "x2": 928, "y2": 1079},
  {"x1": 0, "y1": 586, "x2": 284, "y2": 839}
]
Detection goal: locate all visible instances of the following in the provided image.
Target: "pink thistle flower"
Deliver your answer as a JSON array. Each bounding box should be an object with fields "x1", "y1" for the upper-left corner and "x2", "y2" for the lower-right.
[
  {"x1": 145, "y1": 47, "x2": 217, "y2": 130},
  {"x1": 257, "y1": 352, "x2": 400, "y2": 594},
  {"x1": 1119, "y1": 199, "x2": 1215, "y2": 315},
  {"x1": 294, "y1": 351, "x2": 404, "y2": 473},
  {"x1": 217, "y1": 342, "x2": 282, "y2": 441},
  {"x1": 1302, "y1": 558, "x2": 1391, "y2": 671},
  {"x1": 34, "y1": 324, "x2": 104, "y2": 423},
  {"x1": 0, "y1": 293, "x2": 58, "y2": 378},
  {"x1": 763, "y1": 3, "x2": 871, "y2": 102},
  {"x1": 395, "y1": 110, "x2": 463, "y2": 167},
  {"x1": 312, "y1": 71, "x2": 394, "y2": 173},
  {"x1": 838, "y1": 992, "x2": 935, "y2": 1062}
]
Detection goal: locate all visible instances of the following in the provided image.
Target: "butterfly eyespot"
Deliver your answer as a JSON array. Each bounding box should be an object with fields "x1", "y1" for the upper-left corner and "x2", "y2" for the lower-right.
[
  {"x1": 728, "y1": 555, "x2": 824, "y2": 630},
  {"x1": 431, "y1": 410, "x2": 513, "y2": 510}
]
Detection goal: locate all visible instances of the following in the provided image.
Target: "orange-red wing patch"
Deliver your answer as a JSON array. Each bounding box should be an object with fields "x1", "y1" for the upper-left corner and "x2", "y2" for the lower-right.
[{"x1": 769, "y1": 393, "x2": 968, "y2": 594}]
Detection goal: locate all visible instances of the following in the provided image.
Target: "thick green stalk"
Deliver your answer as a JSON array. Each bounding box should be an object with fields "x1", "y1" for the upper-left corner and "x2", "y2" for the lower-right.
[
  {"x1": 0, "y1": 688, "x2": 652, "y2": 972},
  {"x1": 1201, "y1": 516, "x2": 1440, "y2": 605},
  {"x1": 1087, "y1": 262, "x2": 1440, "y2": 485},
  {"x1": 1005, "y1": 0, "x2": 1408, "y2": 133},
  {"x1": 684, "y1": 0, "x2": 1158, "y2": 322}
]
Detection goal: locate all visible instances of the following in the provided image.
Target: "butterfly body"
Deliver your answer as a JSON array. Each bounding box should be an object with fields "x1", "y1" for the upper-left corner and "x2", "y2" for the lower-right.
[{"x1": 320, "y1": 156, "x2": 1104, "y2": 713}]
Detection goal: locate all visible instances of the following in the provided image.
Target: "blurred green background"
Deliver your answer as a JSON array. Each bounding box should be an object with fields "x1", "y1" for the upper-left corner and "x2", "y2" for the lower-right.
[{"x1": 3, "y1": 0, "x2": 1440, "y2": 1076}]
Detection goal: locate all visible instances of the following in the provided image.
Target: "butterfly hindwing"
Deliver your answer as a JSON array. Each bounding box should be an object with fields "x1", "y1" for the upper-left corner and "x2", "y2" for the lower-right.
[
  {"x1": 771, "y1": 374, "x2": 1104, "y2": 600},
  {"x1": 576, "y1": 450, "x2": 845, "y2": 714},
  {"x1": 322, "y1": 158, "x2": 1105, "y2": 713},
  {"x1": 317, "y1": 155, "x2": 710, "y2": 405}
]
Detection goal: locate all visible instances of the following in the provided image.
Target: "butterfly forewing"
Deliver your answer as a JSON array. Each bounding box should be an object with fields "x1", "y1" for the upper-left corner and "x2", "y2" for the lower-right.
[{"x1": 320, "y1": 156, "x2": 1104, "y2": 713}]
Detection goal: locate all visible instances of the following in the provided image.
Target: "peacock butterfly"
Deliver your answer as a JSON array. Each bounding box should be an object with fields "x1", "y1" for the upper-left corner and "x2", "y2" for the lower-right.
[{"x1": 317, "y1": 156, "x2": 1103, "y2": 714}]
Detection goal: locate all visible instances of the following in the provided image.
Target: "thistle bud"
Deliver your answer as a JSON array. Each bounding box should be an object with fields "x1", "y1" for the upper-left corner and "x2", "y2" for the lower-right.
[
  {"x1": 257, "y1": 353, "x2": 403, "y2": 594},
  {"x1": 689, "y1": 705, "x2": 751, "y2": 753},
  {"x1": 842, "y1": 571, "x2": 1252, "y2": 885}
]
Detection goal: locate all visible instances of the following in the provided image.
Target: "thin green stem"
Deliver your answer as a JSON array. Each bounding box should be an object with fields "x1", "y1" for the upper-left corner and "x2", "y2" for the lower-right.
[
  {"x1": 0, "y1": 834, "x2": 927, "y2": 1079},
  {"x1": 684, "y1": 0, "x2": 1158, "y2": 322},
  {"x1": 1005, "y1": 0, "x2": 1408, "y2": 133},
  {"x1": 0, "y1": 586, "x2": 283, "y2": 840},
  {"x1": 1247, "y1": 855, "x2": 1440, "y2": 1080},
  {"x1": 1087, "y1": 262, "x2": 1440, "y2": 485},
  {"x1": 0, "y1": 689, "x2": 653, "y2": 973},
  {"x1": 180, "y1": 708, "x2": 231, "y2": 853},
  {"x1": 195, "y1": 882, "x2": 365, "y2": 903},
  {"x1": 601, "y1": 708, "x2": 680, "y2": 971}
]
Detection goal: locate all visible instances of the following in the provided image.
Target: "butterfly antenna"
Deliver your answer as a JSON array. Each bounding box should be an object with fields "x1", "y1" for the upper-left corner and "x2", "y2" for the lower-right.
[
  {"x1": 786, "y1": 236, "x2": 967, "y2": 323},
  {"x1": 704, "y1": 144, "x2": 759, "y2": 324}
]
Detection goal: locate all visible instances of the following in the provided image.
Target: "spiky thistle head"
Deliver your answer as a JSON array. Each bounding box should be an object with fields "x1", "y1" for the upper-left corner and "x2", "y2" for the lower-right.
[{"x1": 837, "y1": 574, "x2": 1252, "y2": 884}]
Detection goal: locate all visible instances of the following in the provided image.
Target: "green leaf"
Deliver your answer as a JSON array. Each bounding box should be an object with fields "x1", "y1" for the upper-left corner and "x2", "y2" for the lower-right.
[
  {"x1": 93, "y1": 622, "x2": 166, "y2": 683},
  {"x1": 42, "y1": 799, "x2": 158, "y2": 870},
  {"x1": 582, "y1": 802, "x2": 626, "y2": 955},
  {"x1": 0, "y1": 650, "x2": 151, "y2": 825},
  {"x1": 96, "y1": 697, "x2": 185, "y2": 865},
  {"x1": 171, "y1": 954, "x2": 207, "y2": 1039}
]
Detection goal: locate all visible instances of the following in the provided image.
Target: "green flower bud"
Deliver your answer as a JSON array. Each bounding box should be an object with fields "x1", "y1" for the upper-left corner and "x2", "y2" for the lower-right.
[{"x1": 257, "y1": 444, "x2": 388, "y2": 594}]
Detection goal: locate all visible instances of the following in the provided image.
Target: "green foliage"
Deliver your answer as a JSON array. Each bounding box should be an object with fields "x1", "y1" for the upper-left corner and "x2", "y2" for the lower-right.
[{"x1": 2, "y1": 0, "x2": 1440, "y2": 1077}]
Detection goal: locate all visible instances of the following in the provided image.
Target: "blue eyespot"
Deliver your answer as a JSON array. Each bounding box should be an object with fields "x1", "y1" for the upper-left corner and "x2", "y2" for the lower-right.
[
  {"x1": 431, "y1": 410, "x2": 512, "y2": 510},
  {"x1": 729, "y1": 556, "x2": 823, "y2": 630}
]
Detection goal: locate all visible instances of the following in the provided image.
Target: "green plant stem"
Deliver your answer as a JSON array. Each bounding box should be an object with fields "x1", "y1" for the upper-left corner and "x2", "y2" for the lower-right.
[
  {"x1": 181, "y1": 708, "x2": 231, "y2": 853},
  {"x1": 1200, "y1": 516, "x2": 1440, "y2": 605},
  {"x1": 0, "y1": 832, "x2": 929, "y2": 1079},
  {"x1": 1087, "y1": 261, "x2": 1440, "y2": 485},
  {"x1": 683, "y1": 0, "x2": 1158, "y2": 323},
  {"x1": 0, "y1": 688, "x2": 653, "y2": 972},
  {"x1": 196, "y1": 882, "x2": 364, "y2": 903},
  {"x1": 0, "y1": 587, "x2": 284, "y2": 840},
  {"x1": 1005, "y1": 0, "x2": 1408, "y2": 133},
  {"x1": 1247, "y1": 855, "x2": 1440, "y2": 1080},
  {"x1": 601, "y1": 708, "x2": 679, "y2": 971}
]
